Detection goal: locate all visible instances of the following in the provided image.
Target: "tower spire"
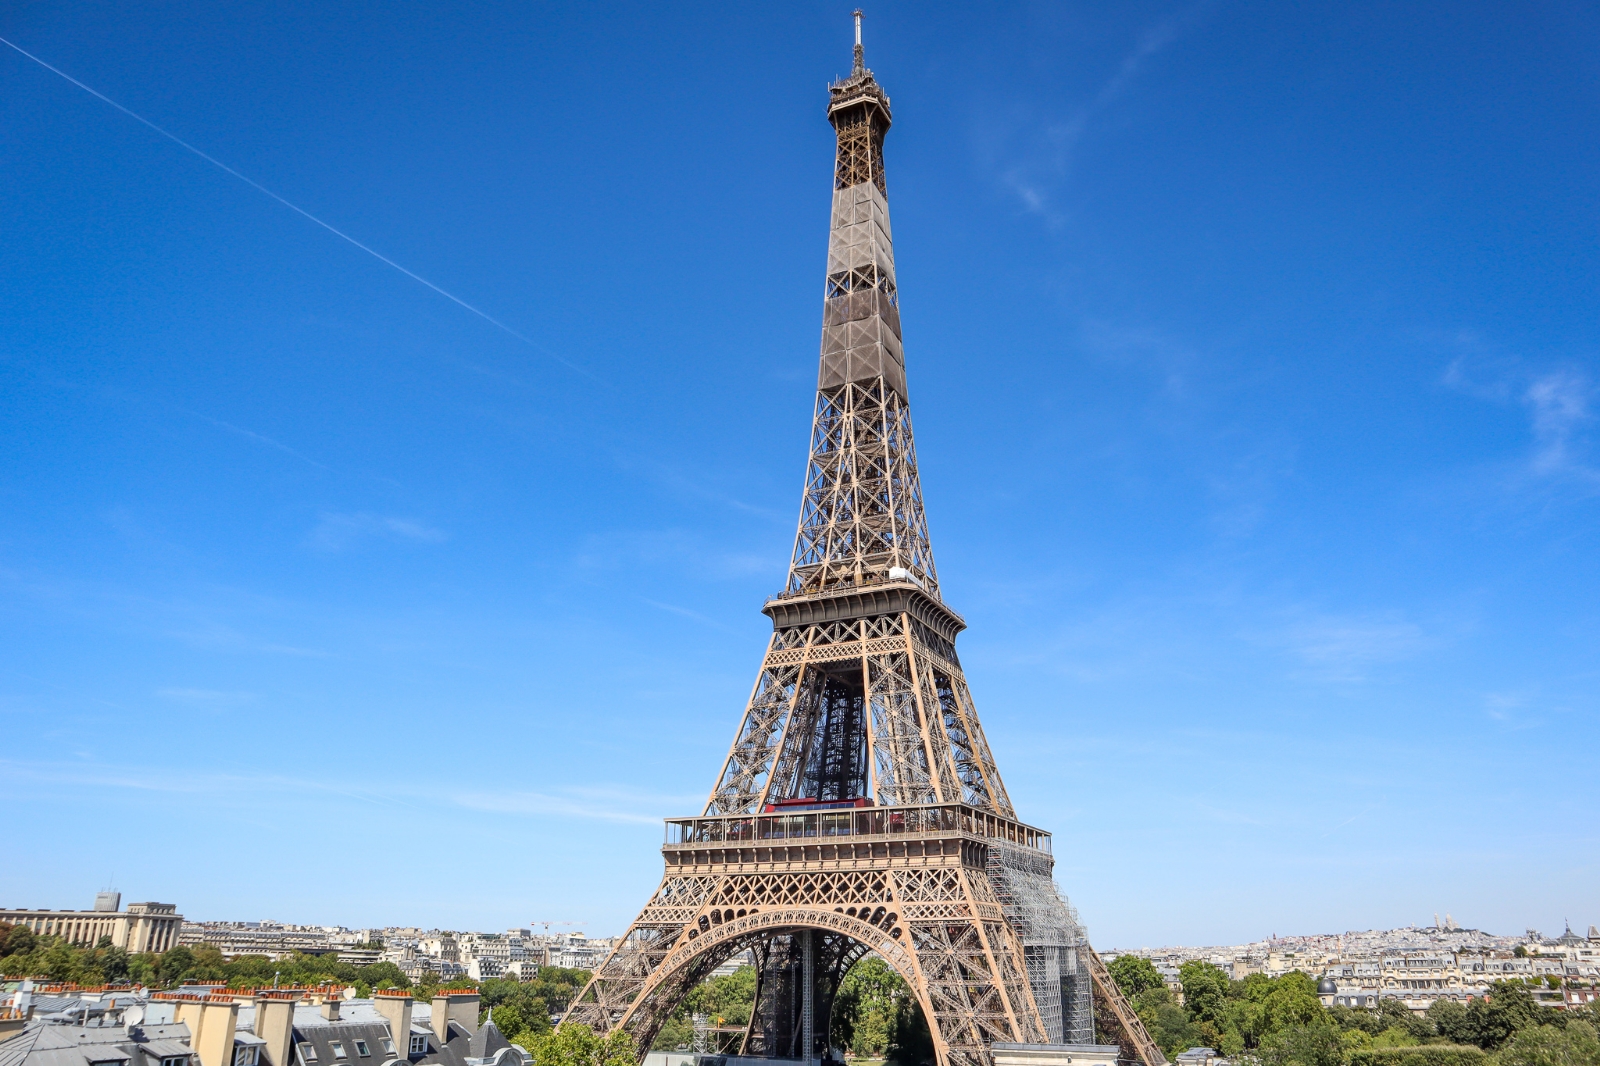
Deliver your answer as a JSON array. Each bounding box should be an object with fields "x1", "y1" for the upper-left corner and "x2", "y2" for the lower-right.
[
  {"x1": 852, "y1": 9, "x2": 865, "y2": 75},
  {"x1": 786, "y1": 16, "x2": 923, "y2": 598}
]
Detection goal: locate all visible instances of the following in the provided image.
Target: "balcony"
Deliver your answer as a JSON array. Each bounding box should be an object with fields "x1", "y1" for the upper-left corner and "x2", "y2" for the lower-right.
[{"x1": 664, "y1": 802, "x2": 1049, "y2": 853}]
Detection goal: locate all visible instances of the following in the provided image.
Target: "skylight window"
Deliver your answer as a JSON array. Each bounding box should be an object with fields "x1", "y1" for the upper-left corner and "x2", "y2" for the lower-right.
[
  {"x1": 330, "y1": 1043, "x2": 347, "y2": 1060},
  {"x1": 354, "y1": 1042, "x2": 370, "y2": 1058}
]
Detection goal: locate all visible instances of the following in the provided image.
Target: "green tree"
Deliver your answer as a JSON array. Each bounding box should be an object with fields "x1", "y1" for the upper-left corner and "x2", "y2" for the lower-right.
[
  {"x1": 1180, "y1": 961, "x2": 1233, "y2": 1028},
  {"x1": 356, "y1": 962, "x2": 410, "y2": 990},
  {"x1": 1134, "y1": 986, "x2": 1201, "y2": 1057},
  {"x1": 1371, "y1": 1028, "x2": 1420, "y2": 1049},
  {"x1": 489, "y1": 1005, "x2": 526, "y2": 1037},
  {"x1": 3, "y1": 925, "x2": 35, "y2": 956},
  {"x1": 101, "y1": 945, "x2": 131, "y2": 983},
  {"x1": 480, "y1": 977, "x2": 550, "y2": 1037},
  {"x1": 519, "y1": 968, "x2": 592, "y2": 1016},
  {"x1": 834, "y1": 957, "x2": 912, "y2": 1057},
  {"x1": 1467, "y1": 983, "x2": 1549, "y2": 1050},
  {"x1": 1430, "y1": 1000, "x2": 1475, "y2": 1045},
  {"x1": 685, "y1": 967, "x2": 758, "y2": 1028},
  {"x1": 42, "y1": 940, "x2": 78, "y2": 981},
  {"x1": 1258, "y1": 973, "x2": 1327, "y2": 1035},
  {"x1": 649, "y1": 1016, "x2": 694, "y2": 1054},
  {"x1": 1331, "y1": 1005, "x2": 1390, "y2": 1038},
  {"x1": 128, "y1": 952, "x2": 158, "y2": 986},
  {"x1": 1109, "y1": 956, "x2": 1166, "y2": 999},
  {"x1": 1493, "y1": 1020, "x2": 1600, "y2": 1066},
  {"x1": 158, "y1": 945, "x2": 196, "y2": 986},
  {"x1": 1258, "y1": 1021, "x2": 1346, "y2": 1066},
  {"x1": 886, "y1": 996, "x2": 933, "y2": 1066},
  {"x1": 523, "y1": 1025, "x2": 636, "y2": 1066}
]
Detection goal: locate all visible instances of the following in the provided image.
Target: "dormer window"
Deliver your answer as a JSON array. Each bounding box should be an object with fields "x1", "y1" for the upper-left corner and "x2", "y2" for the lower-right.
[
  {"x1": 380, "y1": 1041, "x2": 394, "y2": 1056},
  {"x1": 330, "y1": 1044, "x2": 347, "y2": 1061},
  {"x1": 354, "y1": 1043, "x2": 370, "y2": 1058},
  {"x1": 409, "y1": 1036, "x2": 427, "y2": 1055},
  {"x1": 299, "y1": 1044, "x2": 318, "y2": 1065},
  {"x1": 235, "y1": 1049, "x2": 260, "y2": 1066}
]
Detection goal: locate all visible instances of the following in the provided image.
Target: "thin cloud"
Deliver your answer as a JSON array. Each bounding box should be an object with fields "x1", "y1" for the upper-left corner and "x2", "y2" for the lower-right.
[
  {"x1": 1481, "y1": 690, "x2": 1545, "y2": 731},
  {"x1": 0, "y1": 758, "x2": 681, "y2": 826},
  {"x1": 156, "y1": 687, "x2": 257, "y2": 702},
  {"x1": 1440, "y1": 339, "x2": 1600, "y2": 490},
  {"x1": 1273, "y1": 613, "x2": 1432, "y2": 682},
  {"x1": 1525, "y1": 370, "x2": 1598, "y2": 482},
  {"x1": 308, "y1": 512, "x2": 448, "y2": 552},
  {"x1": 191, "y1": 413, "x2": 332, "y2": 472},
  {"x1": 643, "y1": 598, "x2": 736, "y2": 632},
  {"x1": 574, "y1": 528, "x2": 777, "y2": 581},
  {"x1": 1287, "y1": 619, "x2": 1426, "y2": 665},
  {"x1": 993, "y1": 6, "x2": 1208, "y2": 221},
  {"x1": 451, "y1": 789, "x2": 671, "y2": 826},
  {"x1": 617, "y1": 454, "x2": 782, "y2": 520}
]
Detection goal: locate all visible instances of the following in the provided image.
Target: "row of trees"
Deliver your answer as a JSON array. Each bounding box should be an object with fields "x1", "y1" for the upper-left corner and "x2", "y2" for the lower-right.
[
  {"x1": 477, "y1": 973, "x2": 594, "y2": 1046},
  {"x1": 1107, "y1": 955, "x2": 1600, "y2": 1066},
  {"x1": 0, "y1": 924, "x2": 591, "y2": 1013}
]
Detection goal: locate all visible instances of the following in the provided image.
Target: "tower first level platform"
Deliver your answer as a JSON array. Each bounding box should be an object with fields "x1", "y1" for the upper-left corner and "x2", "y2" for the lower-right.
[{"x1": 571, "y1": 800, "x2": 1060, "y2": 1066}]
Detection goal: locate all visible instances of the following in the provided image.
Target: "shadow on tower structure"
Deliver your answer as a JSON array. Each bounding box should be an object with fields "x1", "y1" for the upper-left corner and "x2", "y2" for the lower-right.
[{"x1": 563, "y1": 15, "x2": 1165, "y2": 1066}]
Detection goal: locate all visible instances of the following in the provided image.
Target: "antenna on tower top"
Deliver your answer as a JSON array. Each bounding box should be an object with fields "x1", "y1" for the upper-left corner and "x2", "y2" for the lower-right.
[{"x1": 852, "y1": 9, "x2": 865, "y2": 75}]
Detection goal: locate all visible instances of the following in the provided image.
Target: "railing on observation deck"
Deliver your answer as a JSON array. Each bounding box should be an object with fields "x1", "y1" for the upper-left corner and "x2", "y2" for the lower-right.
[
  {"x1": 769, "y1": 569, "x2": 931, "y2": 603},
  {"x1": 664, "y1": 802, "x2": 1050, "y2": 854}
]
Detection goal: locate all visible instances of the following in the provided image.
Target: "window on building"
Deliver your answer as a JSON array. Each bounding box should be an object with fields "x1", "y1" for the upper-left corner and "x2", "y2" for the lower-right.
[
  {"x1": 409, "y1": 1035, "x2": 427, "y2": 1055},
  {"x1": 299, "y1": 1044, "x2": 319, "y2": 1064},
  {"x1": 330, "y1": 1044, "x2": 347, "y2": 1061},
  {"x1": 235, "y1": 1049, "x2": 260, "y2": 1066},
  {"x1": 379, "y1": 1041, "x2": 394, "y2": 1056},
  {"x1": 354, "y1": 1043, "x2": 370, "y2": 1058},
  {"x1": 162, "y1": 1058, "x2": 190, "y2": 1066}
]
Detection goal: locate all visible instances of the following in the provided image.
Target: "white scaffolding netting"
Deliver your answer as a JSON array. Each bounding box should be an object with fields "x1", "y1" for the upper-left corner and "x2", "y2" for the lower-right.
[{"x1": 987, "y1": 841, "x2": 1096, "y2": 1045}]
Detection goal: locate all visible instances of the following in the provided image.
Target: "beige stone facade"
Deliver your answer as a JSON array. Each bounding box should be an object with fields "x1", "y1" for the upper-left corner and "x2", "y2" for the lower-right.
[{"x1": 0, "y1": 901, "x2": 182, "y2": 953}]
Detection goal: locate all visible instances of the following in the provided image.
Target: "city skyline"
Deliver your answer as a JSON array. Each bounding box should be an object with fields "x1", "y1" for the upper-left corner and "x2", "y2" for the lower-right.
[{"x1": 3, "y1": 0, "x2": 1597, "y2": 947}]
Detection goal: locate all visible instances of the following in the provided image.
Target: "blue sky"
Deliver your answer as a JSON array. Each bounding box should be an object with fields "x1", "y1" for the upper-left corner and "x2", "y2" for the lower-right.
[{"x1": 2, "y1": 0, "x2": 1597, "y2": 948}]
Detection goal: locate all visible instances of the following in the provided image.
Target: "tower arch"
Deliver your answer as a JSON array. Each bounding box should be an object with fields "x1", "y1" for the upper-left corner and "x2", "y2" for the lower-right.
[{"x1": 597, "y1": 908, "x2": 928, "y2": 1058}]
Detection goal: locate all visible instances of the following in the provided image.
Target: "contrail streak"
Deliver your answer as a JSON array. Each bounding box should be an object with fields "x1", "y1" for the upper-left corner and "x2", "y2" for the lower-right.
[{"x1": 0, "y1": 34, "x2": 589, "y2": 378}]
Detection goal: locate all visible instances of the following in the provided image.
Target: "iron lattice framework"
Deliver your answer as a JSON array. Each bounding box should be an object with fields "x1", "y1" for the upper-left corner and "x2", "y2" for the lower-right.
[{"x1": 565, "y1": 19, "x2": 1164, "y2": 1066}]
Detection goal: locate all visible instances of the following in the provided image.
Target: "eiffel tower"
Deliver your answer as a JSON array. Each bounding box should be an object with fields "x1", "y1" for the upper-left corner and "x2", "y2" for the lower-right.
[{"x1": 566, "y1": 16, "x2": 1163, "y2": 1066}]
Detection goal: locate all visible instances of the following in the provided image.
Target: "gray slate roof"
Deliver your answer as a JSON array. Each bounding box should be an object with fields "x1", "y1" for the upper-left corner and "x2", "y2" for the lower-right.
[{"x1": 0, "y1": 1023, "x2": 195, "y2": 1066}]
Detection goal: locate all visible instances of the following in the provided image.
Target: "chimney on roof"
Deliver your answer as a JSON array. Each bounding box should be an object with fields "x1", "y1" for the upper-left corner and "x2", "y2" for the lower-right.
[
  {"x1": 254, "y1": 996, "x2": 295, "y2": 1066},
  {"x1": 176, "y1": 997, "x2": 240, "y2": 1066},
  {"x1": 372, "y1": 993, "x2": 413, "y2": 1057},
  {"x1": 320, "y1": 999, "x2": 340, "y2": 1022},
  {"x1": 430, "y1": 992, "x2": 479, "y2": 1044}
]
